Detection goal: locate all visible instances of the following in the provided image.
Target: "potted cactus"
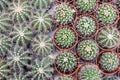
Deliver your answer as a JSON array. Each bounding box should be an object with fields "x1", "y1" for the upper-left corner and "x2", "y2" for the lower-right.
[
  {"x1": 54, "y1": 51, "x2": 78, "y2": 76},
  {"x1": 97, "y1": 51, "x2": 119, "y2": 75},
  {"x1": 76, "y1": 0, "x2": 98, "y2": 14},
  {"x1": 103, "y1": 75, "x2": 119, "y2": 80},
  {"x1": 75, "y1": 15, "x2": 98, "y2": 38},
  {"x1": 96, "y1": 3, "x2": 119, "y2": 26},
  {"x1": 53, "y1": 25, "x2": 78, "y2": 50},
  {"x1": 77, "y1": 40, "x2": 99, "y2": 61},
  {"x1": 96, "y1": 27, "x2": 119, "y2": 50},
  {"x1": 54, "y1": 3, "x2": 76, "y2": 25},
  {"x1": 78, "y1": 63, "x2": 102, "y2": 80}
]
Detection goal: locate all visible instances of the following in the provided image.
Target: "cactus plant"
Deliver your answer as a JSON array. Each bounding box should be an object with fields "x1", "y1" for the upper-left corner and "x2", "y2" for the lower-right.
[
  {"x1": 0, "y1": 0, "x2": 9, "y2": 10},
  {"x1": 28, "y1": 59, "x2": 54, "y2": 80},
  {"x1": 55, "y1": 52, "x2": 77, "y2": 74},
  {"x1": 10, "y1": 25, "x2": 32, "y2": 46},
  {"x1": 54, "y1": 4, "x2": 75, "y2": 25},
  {"x1": 77, "y1": 40, "x2": 99, "y2": 61},
  {"x1": 0, "y1": 34, "x2": 12, "y2": 56},
  {"x1": 76, "y1": 16, "x2": 97, "y2": 37},
  {"x1": 9, "y1": 0, "x2": 31, "y2": 23},
  {"x1": 31, "y1": 12, "x2": 53, "y2": 33},
  {"x1": 78, "y1": 64, "x2": 101, "y2": 80},
  {"x1": 98, "y1": 52, "x2": 119, "y2": 72},
  {"x1": 54, "y1": 27, "x2": 76, "y2": 49},
  {"x1": 103, "y1": 75, "x2": 119, "y2": 80},
  {"x1": 32, "y1": 0, "x2": 51, "y2": 9},
  {"x1": 32, "y1": 35, "x2": 53, "y2": 56},
  {"x1": 96, "y1": 27, "x2": 119, "y2": 49},
  {"x1": 59, "y1": 76, "x2": 73, "y2": 80},
  {"x1": 96, "y1": 4, "x2": 117, "y2": 25},
  {"x1": 76, "y1": 0, "x2": 97, "y2": 13},
  {"x1": 7, "y1": 46, "x2": 31, "y2": 70},
  {"x1": 0, "y1": 60, "x2": 10, "y2": 80}
]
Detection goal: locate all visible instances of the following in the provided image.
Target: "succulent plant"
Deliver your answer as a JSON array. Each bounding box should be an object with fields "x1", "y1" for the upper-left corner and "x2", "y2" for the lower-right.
[
  {"x1": 32, "y1": 35, "x2": 53, "y2": 56},
  {"x1": 96, "y1": 27, "x2": 119, "y2": 49},
  {"x1": 0, "y1": 0, "x2": 9, "y2": 10},
  {"x1": 32, "y1": 0, "x2": 51, "y2": 9},
  {"x1": 103, "y1": 75, "x2": 119, "y2": 80},
  {"x1": 31, "y1": 12, "x2": 53, "y2": 33},
  {"x1": 28, "y1": 59, "x2": 54, "y2": 80},
  {"x1": 78, "y1": 64, "x2": 101, "y2": 80},
  {"x1": 9, "y1": 0, "x2": 31, "y2": 23},
  {"x1": 77, "y1": 40, "x2": 99, "y2": 61},
  {"x1": 76, "y1": 0, "x2": 96, "y2": 13},
  {"x1": 98, "y1": 52, "x2": 119, "y2": 72},
  {"x1": 10, "y1": 25, "x2": 32, "y2": 46},
  {"x1": 0, "y1": 34, "x2": 11, "y2": 56},
  {"x1": 56, "y1": 52, "x2": 77, "y2": 74},
  {"x1": 54, "y1": 27, "x2": 76, "y2": 49},
  {"x1": 96, "y1": 4, "x2": 117, "y2": 25},
  {"x1": 7, "y1": 46, "x2": 31, "y2": 70},
  {"x1": 54, "y1": 4, "x2": 75, "y2": 25},
  {"x1": 76, "y1": 16, "x2": 97, "y2": 37},
  {"x1": 0, "y1": 60, "x2": 10, "y2": 80},
  {"x1": 59, "y1": 76, "x2": 73, "y2": 80}
]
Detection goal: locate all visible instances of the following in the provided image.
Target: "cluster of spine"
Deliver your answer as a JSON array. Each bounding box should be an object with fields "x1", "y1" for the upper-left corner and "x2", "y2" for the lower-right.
[
  {"x1": 103, "y1": 75, "x2": 119, "y2": 80},
  {"x1": 56, "y1": 52, "x2": 77, "y2": 74},
  {"x1": 77, "y1": 40, "x2": 99, "y2": 61},
  {"x1": 76, "y1": 16, "x2": 96, "y2": 37},
  {"x1": 55, "y1": 27, "x2": 75, "y2": 49},
  {"x1": 0, "y1": 0, "x2": 9, "y2": 10},
  {"x1": 98, "y1": 52, "x2": 119, "y2": 72}
]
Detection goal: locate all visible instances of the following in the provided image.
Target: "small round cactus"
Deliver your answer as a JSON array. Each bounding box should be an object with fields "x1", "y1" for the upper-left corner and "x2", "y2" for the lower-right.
[
  {"x1": 10, "y1": 25, "x2": 32, "y2": 46},
  {"x1": 32, "y1": 35, "x2": 53, "y2": 56},
  {"x1": 31, "y1": 12, "x2": 53, "y2": 33},
  {"x1": 0, "y1": 0, "x2": 9, "y2": 10},
  {"x1": 76, "y1": 0, "x2": 97, "y2": 13},
  {"x1": 54, "y1": 27, "x2": 76, "y2": 49},
  {"x1": 7, "y1": 46, "x2": 31, "y2": 70},
  {"x1": 55, "y1": 52, "x2": 77, "y2": 74},
  {"x1": 0, "y1": 34, "x2": 12, "y2": 56},
  {"x1": 76, "y1": 16, "x2": 97, "y2": 37},
  {"x1": 59, "y1": 76, "x2": 73, "y2": 80},
  {"x1": 28, "y1": 59, "x2": 54, "y2": 80},
  {"x1": 103, "y1": 75, "x2": 119, "y2": 80},
  {"x1": 78, "y1": 64, "x2": 101, "y2": 80},
  {"x1": 98, "y1": 52, "x2": 119, "y2": 72},
  {"x1": 77, "y1": 40, "x2": 99, "y2": 61},
  {"x1": 9, "y1": 0, "x2": 31, "y2": 23},
  {"x1": 54, "y1": 4, "x2": 75, "y2": 25},
  {"x1": 96, "y1": 27, "x2": 119, "y2": 49},
  {"x1": 32, "y1": 0, "x2": 51, "y2": 9},
  {"x1": 96, "y1": 4, "x2": 117, "y2": 25}
]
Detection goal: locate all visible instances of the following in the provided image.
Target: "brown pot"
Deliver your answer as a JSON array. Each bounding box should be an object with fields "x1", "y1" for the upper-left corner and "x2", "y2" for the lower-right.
[
  {"x1": 76, "y1": 63, "x2": 102, "y2": 80},
  {"x1": 96, "y1": 51, "x2": 120, "y2": 75},
  {"x1": 95, "y1": 3, "x2": 119, "y2": 27},
  {"x1": 95, "y1": 26, "x2": 120, "y2": 51},
  {"x1": 74, "y1": 14, "x2": 99, "y2": 39},
  {"x1": 53, "y1": 25, "x2": 78, "y2": 51},
  {"x1": 54, "y1": 51, "x2": 80, "y2": 76}
]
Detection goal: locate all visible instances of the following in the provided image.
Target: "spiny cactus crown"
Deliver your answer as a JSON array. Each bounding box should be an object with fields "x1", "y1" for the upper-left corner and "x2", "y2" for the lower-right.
[
  {"x1": 99, "y1": 52, "x2": 119, "y2": 72},
  {"x1": 76, "y1": 16, "x2": 96, "y2": 37},
  {"x1": 77, "y1": 40, "x2": 99, "y2": 61}
]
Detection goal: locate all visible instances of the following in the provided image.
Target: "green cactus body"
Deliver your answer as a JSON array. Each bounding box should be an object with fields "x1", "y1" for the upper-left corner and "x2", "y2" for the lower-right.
[
  {"x1": 56, "y1": 52, "x2": 77, "y2": 74},
  {"x1": 0, "y1": 0, "x2": 9, "y2": 10},
  {"x1": 10, "y1": 25, "x2": 32, "y2": 46},
  {"x1": 32, "y1": 0, "x2": 51, "y2": 9},
  {"x1": 78, "y1": 64, "x2": 101, "y2": 80},
  {"x1": 0, "y1": 34, "x2": 11, "y2": 56},
  {"x1": 31, "y1": 12, "x2": 53, "y2": 33},
  {"x1": 9, "y1": 1, "x2": 31, "y2": 23},
  {"x1": 55, "y1": 27, "x2": 76, "y2": 49},
  {"x1": 77, "y1": 40, "x2": 99, "y2": 61},
  {"x1": 59, "y1": 76, "x2": 73, "y2": 80},
  {"x1": 54, "y1": 4, "x2": 75, "y2": 25},
  {"x1": 7, "y1": 46, "x2": 31, "y2": 70},
  {"x1": 97, "y1": 27, "x2": 119, "y2": 49},
  {"x1": 77, "y1": 0, "x2": 96, "y2": 13},
  {"x1": 103, "y1": 76, "x2": 119, "y2": 80},
  {"x1": 99, "y1": 52, "x2": 119, "y2": 72},
  {"x1": 28, "y1": 59, "x2": 54, "y2": 80},
  {"x1": 32, "y1": 35, "x2": 53, "y2": 56},
  {"x1": 96, "y1": 4, "x2": 117, "y2": 25},
  {"x1": 10, "y1": 73, "x2": 28, "y2": 80},
  {"x1": 76, "y1": 16, "x2": 96, "y2": 37}
]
